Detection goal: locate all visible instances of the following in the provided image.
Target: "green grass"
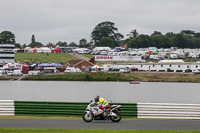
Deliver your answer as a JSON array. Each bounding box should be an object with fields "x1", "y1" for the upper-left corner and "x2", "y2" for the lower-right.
[
  {"x1": 82, "y1": 54, "x2": 95, "y2": 59},
  {"x1": 0, "y1": 76, "x2": 11, "y2": 80},
  {"x1": 15, "y1": 52, "x2": 78, "y2": 64},
  {"x1": 0, "y1": 129, "x2": 199, "y2": 133},
  {"x1": 22, "y1": 73, "x2": 127, "y2": 81},
  {"x1": 22, "y1": 72, "x2": 200, "y2": 83}
]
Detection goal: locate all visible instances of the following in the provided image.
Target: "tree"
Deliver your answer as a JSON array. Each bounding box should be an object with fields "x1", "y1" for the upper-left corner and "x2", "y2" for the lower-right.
[
  {"x1": 46, "y1": 42, "x2": 56, "y2": 48},
  {"x1": 28, "y1": 42, "x2": 43, "y2": 48},
  {"x1": 56, "y1": 41, "x2": 67, "y2": 47},
  {"x1": 0, "y1": 31, "x2": 15, "y2": 44},
  {"x1": 181, "y1": 30, "x2": 196, "y2": 36},
  {"x1": 31, "y1": 34, "x2": 35, "y2": 43},
  {"x1": 28, "y1": 35, "x2": 43, "y2": 48},
  {"x1": 22, "y1": 44, "x2": 27, "y2": 49},
  {"x1": 128, "y1": 34, "x2": 151, "y2": 48},
  {"x1": 15, "y1": 43, "x2": 21, "y2": 49},
  {"x1": 79, "y1": 38, "x2": 87, "y2": 48},
  {"x1": 127, "y1": 29, "x2": 139, "y2": 38},
  {"x1": 91, "y1": 21, "x2": 123, "y2": 47},
  {"x1": 151, "y1": 31, "x2": 162, "y2": 36},
  {"x1": 96, "y1": 37, "x2": 114, "y2": 47},
  {"x1": 69, "y1": 42, "x2": 77, "y2": 47},
  {"x1": 150, "y1": 32, "x2": 167, "y2": 48}
]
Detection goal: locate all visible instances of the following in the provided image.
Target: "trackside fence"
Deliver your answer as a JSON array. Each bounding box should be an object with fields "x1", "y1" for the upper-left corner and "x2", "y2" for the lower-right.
[
  {"x1": 137, "y1": 103, "x2": 200, "y2": 119},
  {"x1": 2, "y1": 100, "x2": 200, "y2": 119},
  {"x1": 14, "y1": 101, "x2": 137, "y2": 118},
  {"x1": 0, "y1": 100, "x2": 14, "y2": 116}
]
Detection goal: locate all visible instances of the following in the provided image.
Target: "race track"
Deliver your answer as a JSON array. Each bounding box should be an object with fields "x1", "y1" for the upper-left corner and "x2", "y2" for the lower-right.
[{"x1": 0, "y1": 119, "x2": 200, "y2": 130}]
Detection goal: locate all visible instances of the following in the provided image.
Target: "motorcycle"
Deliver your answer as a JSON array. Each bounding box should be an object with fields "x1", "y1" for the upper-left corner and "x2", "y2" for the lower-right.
[{"x1": 82, "y1": 100, "x2": 122, "y2": 122}]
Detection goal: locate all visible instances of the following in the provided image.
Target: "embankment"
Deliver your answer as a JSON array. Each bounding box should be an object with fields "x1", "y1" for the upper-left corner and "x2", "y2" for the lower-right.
[{"x1": 21, "y1": 72, "x2": 200, "y2": 82}]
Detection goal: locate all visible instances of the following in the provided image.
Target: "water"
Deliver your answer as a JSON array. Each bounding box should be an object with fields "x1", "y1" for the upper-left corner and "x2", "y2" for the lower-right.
[{"x1": 0, "y1": 81, "x2": 200, "y2": 104}]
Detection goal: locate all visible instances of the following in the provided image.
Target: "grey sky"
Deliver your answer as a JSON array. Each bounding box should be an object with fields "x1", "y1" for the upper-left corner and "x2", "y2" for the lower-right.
[{"x1": 1, "y1": 0, "x2": 200, "y2": 45}]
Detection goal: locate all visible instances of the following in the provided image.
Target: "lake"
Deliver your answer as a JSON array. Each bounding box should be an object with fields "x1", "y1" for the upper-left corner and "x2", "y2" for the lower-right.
[{"x1": 0, "y1": 81, "x2": 200, "y2": 104}]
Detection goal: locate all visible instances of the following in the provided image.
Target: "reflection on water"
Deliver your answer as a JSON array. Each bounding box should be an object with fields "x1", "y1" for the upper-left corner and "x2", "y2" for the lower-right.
[{"x1": 0, "y1": 81, "x2": 200, "y2": 104}]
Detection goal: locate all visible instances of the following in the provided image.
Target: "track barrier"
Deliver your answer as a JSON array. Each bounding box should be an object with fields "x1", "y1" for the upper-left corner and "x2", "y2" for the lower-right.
[
  {"x1": 14, "y1": 101, "x2": 137, "y2": 118},
  {"x1": 1, "y1": 100, "x2": 200, "y2": 119},
  {"x1": 137, "y1": 103, "x2": 200, "y2": 119},
  {"x1": 0, "y1": 100, "x2": 14, "y2": 116}
]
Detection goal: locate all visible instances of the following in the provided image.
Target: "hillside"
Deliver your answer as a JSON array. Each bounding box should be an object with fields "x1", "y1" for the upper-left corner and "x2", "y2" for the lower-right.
[{"x1": 15, "y1": 53, "x2": 78, "y2": 64}]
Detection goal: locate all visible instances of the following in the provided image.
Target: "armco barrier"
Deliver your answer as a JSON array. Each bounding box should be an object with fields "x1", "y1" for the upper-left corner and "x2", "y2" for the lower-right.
[
  {"x1": 14, "y1": 101, "x2": 137, "y2": 118},
  {"x1": 4, "y1": 101, "x2": 199, "y2": 119},
  {"x1": 0, "y1": 100, "x2": 14, "y2": 116},
  {"x1": 138, "y1": 103, "x2": 200, "y2": 119}
]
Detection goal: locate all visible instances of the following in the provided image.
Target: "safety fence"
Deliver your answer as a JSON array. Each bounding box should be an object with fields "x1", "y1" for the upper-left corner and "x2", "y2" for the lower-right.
[
  {"x1": 137, "y1": 103, "x2": 200, "y2": 119},
  {"x1": 1, "y1": 100, "x2": 200, "y2": 119},
  {"x1": 0, "y1": 100, "x2": 14, "y2": 116},
  {"x1": 14, "y1": 101, "x2": 137, "y2": 118}
]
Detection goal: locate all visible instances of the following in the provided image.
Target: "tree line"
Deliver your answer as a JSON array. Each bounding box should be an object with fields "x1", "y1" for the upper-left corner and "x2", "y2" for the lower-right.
[{"x1": 1, "y1": 21, "x2": 200, "y2": 49}]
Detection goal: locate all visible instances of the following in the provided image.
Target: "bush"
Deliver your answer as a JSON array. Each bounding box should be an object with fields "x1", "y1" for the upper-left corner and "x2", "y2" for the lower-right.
[
  {"x1": 85, "y1": 74, "x2": 91, "y2": 81},
  {"x1": 185, "y1": 69, "x2": 192, "y2": 73}
]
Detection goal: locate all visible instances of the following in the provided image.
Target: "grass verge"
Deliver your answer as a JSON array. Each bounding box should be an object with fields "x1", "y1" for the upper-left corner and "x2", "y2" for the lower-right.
[
  {"x1": 0, "y1": 129, "x2": 200, "y2": 133},
  {"x1": 22, "y1": 72, "x2": 200, "y2": 82}
]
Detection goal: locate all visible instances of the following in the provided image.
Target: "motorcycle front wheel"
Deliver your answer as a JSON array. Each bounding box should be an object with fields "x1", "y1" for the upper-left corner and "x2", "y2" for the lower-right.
[
  {"x1": 110, "y1": 111, "x2": 121, "y2": 122},
  {"x1": 82, "y1": 112, "x2": 94, "y2": 122}
]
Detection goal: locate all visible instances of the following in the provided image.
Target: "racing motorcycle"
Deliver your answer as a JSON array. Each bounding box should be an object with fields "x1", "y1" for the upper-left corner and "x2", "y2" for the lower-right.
[{"x1": 82, "y1": 100, "x2": 122, "y2": 122}]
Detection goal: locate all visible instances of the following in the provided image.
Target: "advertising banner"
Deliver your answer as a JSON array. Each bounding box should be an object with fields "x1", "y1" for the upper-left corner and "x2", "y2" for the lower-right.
[{"x1": 95, "y1": 56, "x2": 142, "y2": 61}]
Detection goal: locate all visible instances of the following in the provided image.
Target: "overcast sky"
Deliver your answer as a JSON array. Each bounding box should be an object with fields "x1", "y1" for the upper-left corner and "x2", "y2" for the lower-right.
[{"x1": 1, "y1": 0, "x2": 200, "y2": 45}]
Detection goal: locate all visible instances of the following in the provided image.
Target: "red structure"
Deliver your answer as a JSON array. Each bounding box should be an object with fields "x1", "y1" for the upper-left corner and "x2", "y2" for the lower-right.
[{"x1": 53, "y1": 48, "x2": 61, "y2": 53}]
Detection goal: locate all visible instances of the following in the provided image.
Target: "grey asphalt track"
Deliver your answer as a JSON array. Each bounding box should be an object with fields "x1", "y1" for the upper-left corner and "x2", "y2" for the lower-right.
[{"x1": 0, "y1": 119, "x2": 200, "y2": 130}]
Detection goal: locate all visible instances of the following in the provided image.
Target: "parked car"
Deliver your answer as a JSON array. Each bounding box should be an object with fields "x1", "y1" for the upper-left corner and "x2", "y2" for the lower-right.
[
  {"x1": 131, "y1": 67, "x2": 138, "y2": 71},
  {"x1": 64, "y1": 67, "x2": 82, "y2": 73},
  {"x1": 193, "y1": 69, "x2": 200, "y2": 74},
  {"x1": 13, "y1": 70, "x2": 23, "y2": 76},
  {"x1": 78, "y1": 50, "x2": 85, "y2": 54},
  {"x1": 54, "y1": 70, "x2": 60, "y2": 73},
  {"x1": 92, "y1": 50, "x2": 101, "y2": 55},
  {"x1": 100, "y1": 51, "x2": 108, "y2": 55},
  {"x1": 119, "y1": 67, "x2": 131, "y2": 73},
  {"x1": 42, "y1": 70, "x2": 52, "y2": 74},
  {"x1": 170, "y1": 53, "x2": 178, "y2": 59},
  {"x1": 7, "y1": 70, "x2": 13, "y2": 76},
  {"x1": 28, "y1": 70, "x2": 41, "y2": 75},
  {"x1": 84, "y1": 50, "x2": 92, "y2": 54},
  {"x1": 0, "y1": 68, "x2": 5, "y2": 74}
]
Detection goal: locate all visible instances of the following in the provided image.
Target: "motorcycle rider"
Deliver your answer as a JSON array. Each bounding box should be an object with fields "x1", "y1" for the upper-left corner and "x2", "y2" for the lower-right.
[{"x1": 94, "y1": 95, "x2": 110, "y2": 116}]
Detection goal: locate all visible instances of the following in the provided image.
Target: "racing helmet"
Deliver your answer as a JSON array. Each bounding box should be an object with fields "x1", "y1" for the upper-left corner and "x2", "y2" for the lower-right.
[{"x1": 94, "y1": 95, "x2": 100, "y2": 102}]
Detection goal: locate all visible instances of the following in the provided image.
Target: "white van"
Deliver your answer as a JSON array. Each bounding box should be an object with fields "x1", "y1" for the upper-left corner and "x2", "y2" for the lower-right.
[
  {"x1": 13, "y1": 70, "x2": 23, "y2": 76},
  {"x1": 149, "y1": 55, "x2": 159, "y2": 60},
  {"x1": 170, "y1": 53, "x2": 178, "y2": 59},
  {"x1": 193, "y1": 69, "x2": 200, "y2": 74},
  {"x1": 119, "y1": 67, "x2": 131, "y2": 73},
  {"x1": 28, "y1": 70, "x2": 41, "y2": 75},
  {"x1": 64, "y1": 67, "x2": 82, "y2": 73},
  {"x1": 7, "y1": 70, "x2": 13, "y2": 76}
]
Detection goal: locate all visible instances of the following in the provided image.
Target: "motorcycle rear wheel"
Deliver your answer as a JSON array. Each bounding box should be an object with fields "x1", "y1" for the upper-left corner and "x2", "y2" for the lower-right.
[
  {"x1": 110, "y1": 111, "x2": 121, "y2": 122},
  {"x1": 82, "y1": 112, "x2": 94, "y2": 122}
]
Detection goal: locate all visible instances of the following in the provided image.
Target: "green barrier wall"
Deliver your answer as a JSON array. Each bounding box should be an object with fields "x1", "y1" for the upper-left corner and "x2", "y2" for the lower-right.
[{"x1": 14, "y1": 101, "x2": 137, "y2": 118}]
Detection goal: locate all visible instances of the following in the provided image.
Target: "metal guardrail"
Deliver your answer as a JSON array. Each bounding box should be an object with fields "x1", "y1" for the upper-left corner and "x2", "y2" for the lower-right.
[
  {"x1": 14, "y1": 101, "x2": 137, "y2": 118},
  {"x1": 0, "y1": 100, "x2": 14, "y2": 116},
  {"x1": 137, "y1": 103, "x2": 200, "y2": 119}
]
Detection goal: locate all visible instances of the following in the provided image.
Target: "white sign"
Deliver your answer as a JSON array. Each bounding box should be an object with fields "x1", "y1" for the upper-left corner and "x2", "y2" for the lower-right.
[{"x1": 95, "y1": 56, "x2": 142, "y2": 61}]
